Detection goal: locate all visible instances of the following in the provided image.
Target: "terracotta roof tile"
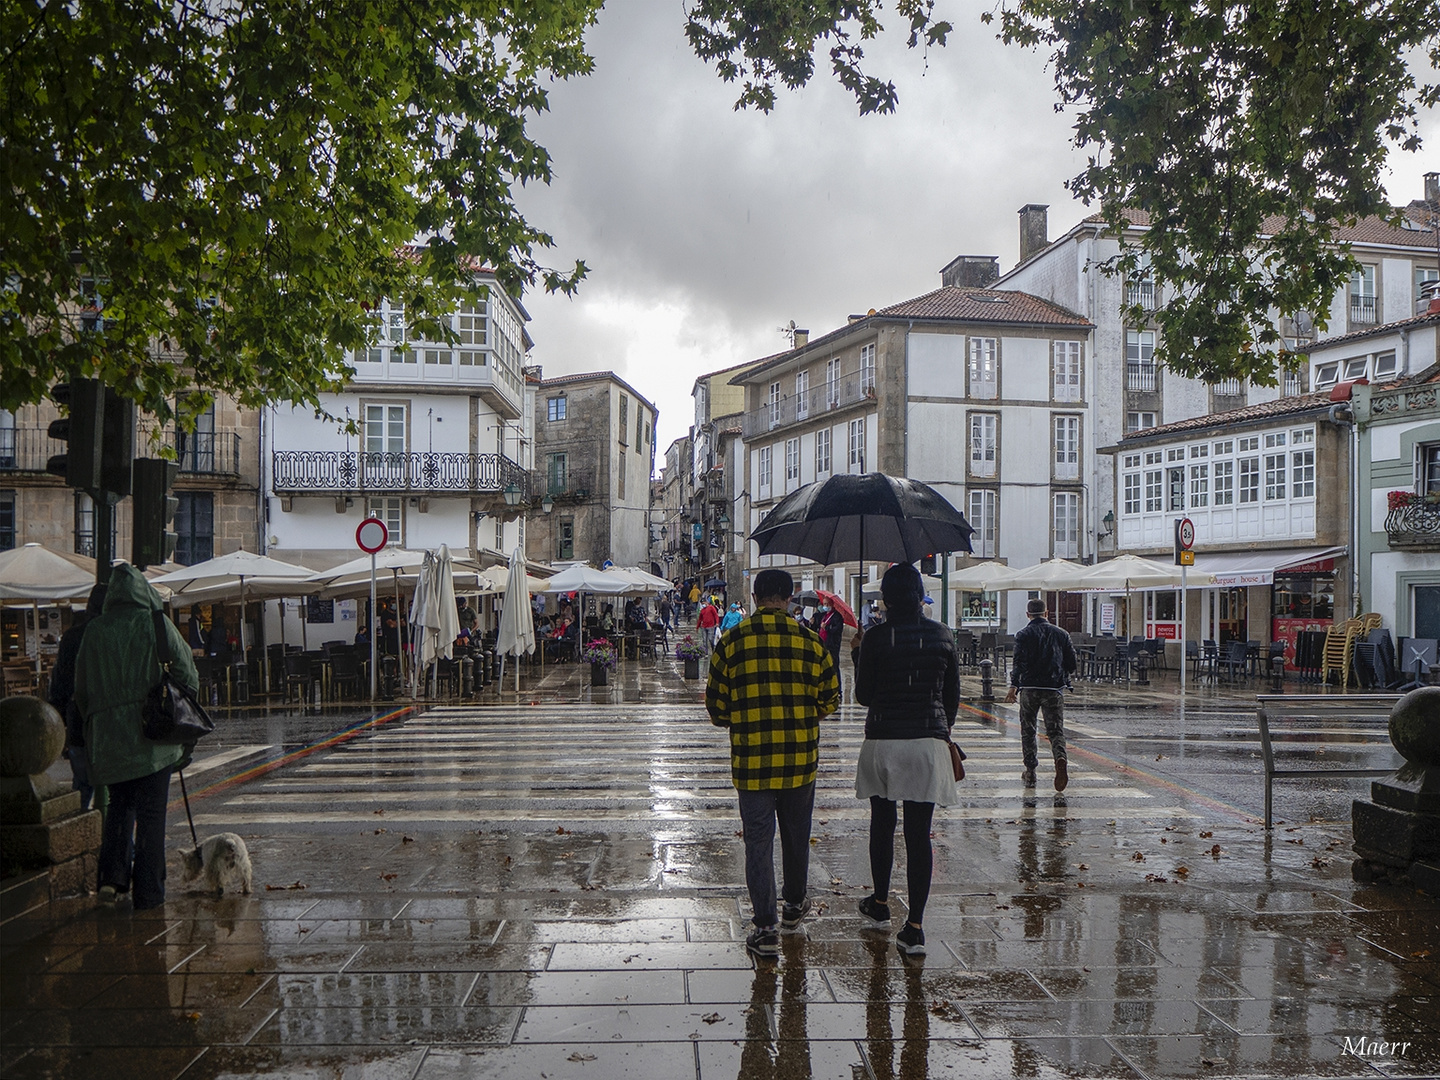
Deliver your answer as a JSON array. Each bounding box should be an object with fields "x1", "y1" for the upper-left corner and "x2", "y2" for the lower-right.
[
  {"x1": 1300, "y1": 309, "x2": 1440, "y2": 350},
  {"x1": 1080, "y1": 208, "x2": 1438, "y2": 249},
  {"x1": 1118, "y1": 391, "x2": 1335, "y2": 442},
  {"x1": 874, "y1": 287, "x2": 1090, "y2": 326}
]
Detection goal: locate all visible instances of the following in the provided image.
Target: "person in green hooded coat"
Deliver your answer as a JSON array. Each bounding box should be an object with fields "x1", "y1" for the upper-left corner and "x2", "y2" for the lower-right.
[{"x1": 76, "y1": 563, "x2": 198, "y2": 910}]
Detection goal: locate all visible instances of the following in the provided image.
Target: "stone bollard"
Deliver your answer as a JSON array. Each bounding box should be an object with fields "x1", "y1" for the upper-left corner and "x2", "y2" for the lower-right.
[
  {"x1": 1133, "y1": 650, "x2": 1150, "y2": 686},
  {"x1": 1270, "y1": 657, "x2": 1286, "y2": 692},
  {"x1": 0, "y1": 696, "x2": 103, "y2": 899},
  {"x1": 980, "y1": 659, "x2": 995, "y2": 702},
  {"x1": 461, "y1": 657, "x2": 474, "y2": 696},
  {"x1": 1352, "y1": 686, "x2": 1440, "y2": 891}
]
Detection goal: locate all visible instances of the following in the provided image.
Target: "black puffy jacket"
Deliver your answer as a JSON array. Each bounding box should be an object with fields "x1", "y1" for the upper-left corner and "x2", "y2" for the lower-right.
[
  {"x1": 1010, "y1": 617, "x2": 1077, "y2": 690},
  {"x1": 852, "y1": 617, "x2": 960, "y2": 740}
]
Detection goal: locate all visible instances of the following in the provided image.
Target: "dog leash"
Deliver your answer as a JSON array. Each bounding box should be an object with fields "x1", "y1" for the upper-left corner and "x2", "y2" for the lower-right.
[{"x1": 177, "y1": 769, "x2": 200, "y2": 854}]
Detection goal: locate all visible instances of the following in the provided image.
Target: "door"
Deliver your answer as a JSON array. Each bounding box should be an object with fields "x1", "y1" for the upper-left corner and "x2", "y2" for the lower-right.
[
  {"x1": 363, "y1": 404, "x2": 406, "y2": 488},
  {"x1": 1416, "y1": 585, "x2": 1440, "y2": 638},
  {"x1": 1218, "y1": 588, "x2": 1246, "y2": 642}
]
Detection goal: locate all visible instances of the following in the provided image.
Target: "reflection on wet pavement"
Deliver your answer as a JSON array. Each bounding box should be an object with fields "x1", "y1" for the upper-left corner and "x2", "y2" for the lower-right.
[{"x1": 4, "y1": 666, "x2": 1438, "y2": 1079}]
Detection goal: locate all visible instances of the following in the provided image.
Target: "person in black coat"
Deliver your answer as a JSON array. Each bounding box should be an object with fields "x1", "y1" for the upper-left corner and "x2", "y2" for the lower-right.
[
  {"x1": 1004, "y1": 598, "x2": 1077, "y2": 792},
  {"x1": 48, "y1": 583, "x2": 106, "y2": 810}
]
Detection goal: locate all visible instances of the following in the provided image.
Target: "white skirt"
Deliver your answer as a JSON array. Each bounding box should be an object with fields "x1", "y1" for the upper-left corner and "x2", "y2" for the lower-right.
[{"x1": 854, "y1": 738, "x2": 958, "y2": 807}]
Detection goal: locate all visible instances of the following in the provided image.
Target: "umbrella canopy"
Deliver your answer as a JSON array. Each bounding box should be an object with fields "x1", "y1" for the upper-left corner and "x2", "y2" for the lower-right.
[
  {"x1": 309, "y1": 548, "x2": 488, "y2": 601},
  {"x1": 412, "y1": 546, "x2": 459, "y2": 691},
  {"x1": 151, "y1": 549, "x2": 314, "y2": 597},
  {"x1": 612, "y1": 567, "x2": 673, "y2": 592},
  {"x1": 703, "y1": 577, "x2": 728, "y2": 589},
  {"x1": 1069, "y1": 553, "x2": 1219, "y2": 592},
  {"x1": 750, "y1": 472, "x2": 973, "y2": 566},
  {"x1": 815, "y1": 589, "x2": 858, "y2": 628},
  {"x1": 540, "y1": 563, "x2": 633, "y2": 595},
  {"x1": 496, "y1": 546, "x2": 536, "y2": 661},
  {"x1": 0, "y1": 544, "x2": 95, "y2": 602},
  {"x1": 946, "y1": 560, "x2": 1023, "y2": 591},
  {"x1": 996, "y1": 558, "x2": 1089, "y2": 592},
  {"x1": 478, "y1": 565, "x2": 546, "y2": 595},
  {"x1": 794, "y1": 589, "x2": 822, "y2": 606},
  {"x1": 861, "y1": 574, "x2": 943, "y2": 598}
]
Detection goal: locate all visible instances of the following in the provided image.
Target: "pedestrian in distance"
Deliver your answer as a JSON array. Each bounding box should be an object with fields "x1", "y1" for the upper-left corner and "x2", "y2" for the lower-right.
[
  {"x1": 719, "y1": 602, "x2": 744, "y2": 634},
  {"x1": 696, "y1": 597, "x2": 722, "y2": 652},
  {"x1": 706, "y1": 568, "x2": 839, "y2": 958},
  {"x1": 849, "y1": 563, "x2": 962, "y2": 956},
  {"x1": 48, "y1": 583, "x2": 107, "y2": 811},
  {"x1": 659, "y1": 594, "x2": 673, "y2": 631},
  {"x1": 75, "y1": 565, "x2": 198, "y2": 911},
  {"x1": 816, "y1": 599, "x2": 846, "y2": 696},
  {"x1": 1004, "y1": 598, "x2": 1077, "y2": 792},
  {"x1": 688, "y1": 581, "x2": 701, "y2": 619}
]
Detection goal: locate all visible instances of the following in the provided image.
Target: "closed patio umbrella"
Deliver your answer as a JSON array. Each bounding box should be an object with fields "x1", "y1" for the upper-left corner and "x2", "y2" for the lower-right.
[{"x1": 495, "y1": 546, "x2": 536, "y2": 691}]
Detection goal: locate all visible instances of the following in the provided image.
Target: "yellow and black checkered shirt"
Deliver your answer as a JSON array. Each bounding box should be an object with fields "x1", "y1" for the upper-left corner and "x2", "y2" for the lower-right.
[{"x1": 705, "y1": 609, "x2": 840, "y2": 790}]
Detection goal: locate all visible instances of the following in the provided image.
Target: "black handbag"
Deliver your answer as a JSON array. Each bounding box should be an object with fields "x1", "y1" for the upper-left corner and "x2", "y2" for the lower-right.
[{"x1": 141, "y1": 610, "x2": 215, "y2": 746}]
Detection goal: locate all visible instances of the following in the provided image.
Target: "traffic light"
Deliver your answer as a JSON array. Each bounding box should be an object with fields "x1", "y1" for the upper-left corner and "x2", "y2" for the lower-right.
[
  {"x1": 46, "y1": 379, "x2": 104, "y2": 490},
  {"x1": 132, "y1": 458, "x2": 179, "y2": 568},
  {"x1": 100, "y1": 389, "x2": 135, "y2": 497},
  {"x1": 921, "y1": 553, "x2": 937, "y2": 575}
]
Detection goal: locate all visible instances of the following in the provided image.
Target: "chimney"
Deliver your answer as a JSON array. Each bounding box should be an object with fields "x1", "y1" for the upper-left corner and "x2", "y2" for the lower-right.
[
  {"x1": 1019, "y1": 204, "x2": 1050, "y2": 263},
  {"x1": 941, "y1": 255, "x2": 1000, "y2": 289},
  {"x1": 1426, "y1": 171, "x2": 1439, "y2": 206},
  {"x1": 792, "y1": 329, "x2": 809, "y2": 348}
]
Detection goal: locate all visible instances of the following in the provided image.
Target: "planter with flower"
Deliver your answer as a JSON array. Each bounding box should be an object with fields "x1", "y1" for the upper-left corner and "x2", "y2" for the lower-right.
[
  {"x1": 674, "y1": 636, "x2": 707, "y2": 679},
  {"x1": 581, "y1": 639, "x2": 618, "y2": 685},
  {"x1": 1385, "y1": 489, "x2": 1440, "y2": 549}
]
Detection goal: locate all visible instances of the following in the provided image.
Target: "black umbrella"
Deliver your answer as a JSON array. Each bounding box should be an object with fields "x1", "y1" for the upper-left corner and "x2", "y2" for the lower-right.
[
  {"x1": 703, "y1": 578, "x2": 728, "y2": 589},
  {"x1": 795, "y1": 589, "x2": 822, "y2": 605},
  {"x1": 750, "y1": 472, "x2": 973, "y2": 567}
]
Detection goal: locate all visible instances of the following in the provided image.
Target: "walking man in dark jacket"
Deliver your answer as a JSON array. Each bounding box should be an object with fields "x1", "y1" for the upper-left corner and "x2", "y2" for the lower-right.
[{"x1": 1005, "y1": 598, "x2": 1077, "y2": 791}]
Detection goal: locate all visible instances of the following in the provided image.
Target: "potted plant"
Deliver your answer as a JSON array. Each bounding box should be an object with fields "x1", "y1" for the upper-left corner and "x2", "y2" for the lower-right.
[
  {"x1": 675, "y1": 635, "x2": 707, "y2": 679},
  {"x1": 580, "y1": 639, "x2": 617, "y2": 686},
  {"x1": 1387, "y1": 489, "x2": 1416, "y2": 511}
]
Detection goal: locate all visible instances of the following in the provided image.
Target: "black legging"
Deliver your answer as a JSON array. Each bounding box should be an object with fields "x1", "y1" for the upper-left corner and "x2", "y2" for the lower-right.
[{"x1": 869, "y1": 797, "x2": 935, "y2": 925}]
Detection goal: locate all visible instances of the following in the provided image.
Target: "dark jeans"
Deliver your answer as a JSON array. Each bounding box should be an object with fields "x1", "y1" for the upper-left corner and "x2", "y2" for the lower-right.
[
  {"x1": 1018, "y1": 688, "x2": 1068, "y2": 770},
  {"x1": 67, "y1": 746, "x2": 94, "y2": 811},
  {"x1": 869, "y1": 798, "x2": 935, "y2": 924},
  {"x1": 98, "y1": 766, "x2": 173, "y2": 910},
  {"x1": 737, "y1": 782, "x2": 815, "y2": 928}
]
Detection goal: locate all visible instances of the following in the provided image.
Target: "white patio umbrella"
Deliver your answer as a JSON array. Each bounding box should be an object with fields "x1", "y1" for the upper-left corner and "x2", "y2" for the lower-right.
[
  {"x1": 151, "y1": 549, "x2": 316, "y2": 658},
  {"x1": 0, "y1": 544, "x2": 97, "y2": 602},
  {"x1": 410, "y1": 545, "x2": 458, "y2": 696},
  {"x1": 610, "y1": 566, "x2": 673, "y2": 592},
  {"x1": 997, "y1": 558, "x2": 1090, "y2": 592},
  {"x1": 495, "y1": 546, "x2": 536, "y2": 691},
  {"x1": 540, "y1": 563, "x2": 633, "y2": 594},
  {"x1": 479, "y1": 564, "x2": 546, "y2": 594}
]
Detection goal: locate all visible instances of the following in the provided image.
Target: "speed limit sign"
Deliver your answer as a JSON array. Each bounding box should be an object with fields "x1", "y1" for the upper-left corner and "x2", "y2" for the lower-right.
[
  {"x1": 1174, "y1": 517, "x2": 1195, "y2": 566},
  {"x1": 356, "y1": 516, "x2": 388, "y2": 554}
]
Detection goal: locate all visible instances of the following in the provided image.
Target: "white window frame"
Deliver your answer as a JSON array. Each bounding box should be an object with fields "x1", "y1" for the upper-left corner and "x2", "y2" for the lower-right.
[
  {"x1": 767, "y1": 381, "x2": 782, "y2": 429},
  {"x1": 815, "y1": 428, "x2": 832, "y2": 474},
  {"x1": 1126, "y1": 411, "x2": 1156, "y2": 434},
  {"x1": 847, "y1": 418, "x2": 866, "y2": 472},
  {"x1": 758, "y1": 446, "x2": 773, "y2": 491},
  {"x1": 1189, "y1": 462, "x2": 1209, "y2": 507},
  {"x1": 1053, "y1": 415, "x2": 1079, "y2": 481},
  {"x1": 1052, "y1": 491, "x2": 1080, "y2": 559},
  {"x1": 784, "y1": 437, "x2": 800, "y2": 483},
  {"x1": 366, "y1": 499, "x2": 403, "y2": 547},
  {"x1": 969, "y1": 413, "x2": 997, "y2": 479},
  {"x1": 1123, "y1": 472, "x2": 1141, "y2": 515},
  {"x1": 968, "y1": 338, "x2": 998, "y2": 400},
  {"x1": 794, "y1": 370, "x2": 810, "y2": 420},
  {"x1": 860, "y1": 343, "x2": 876, "y2": 393},
  {"x1": 1313, "y1": 362, "x2": 1340, "y2": 388},
  {"x1": 1053, "y1": 340, "x2": 1081, "y2": 402},
  {"x1": 1291, "y1": 447, "x2": 1315, "y2": 498},
  {"x1": 968, "y1": 489, "x2": 997, "y2": 558},
  {"x1": 1213, "y1": 459, "x2": 1234, "y2": 506},
  {"x1": 826, "y1": 358, "x2": 841, "y2": 407},
  {"x1": 1264, "y1": 452, "x2": 1287, "y2": 501}
]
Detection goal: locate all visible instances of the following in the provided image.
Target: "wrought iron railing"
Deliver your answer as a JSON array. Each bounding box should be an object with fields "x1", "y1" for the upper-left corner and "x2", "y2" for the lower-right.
[
  {"x1": 742, "y1": 374, "x2": 874, "y2": 438},
  {"x1": 272, "y1": 450, "x2": 528, "y2": 497},
  {"x1": 1125, "y1": 279, "x2": 1157, "y2": 311},
  {"x1": 1385, "y1": 501, "x2": 1440, "y2": 550},
  {"x1": 1126, "y1": 362, "x2": 1158, "y2": 393},
  {"x1": 175, "y1": 431, "x2": 242, "y2": 476},
  {"x1": 0, "y1": 427, "x2": 62, "y2": 472},
  {"x1": 1350, "y1": 295, "x2": 1377, "y2": 325}
]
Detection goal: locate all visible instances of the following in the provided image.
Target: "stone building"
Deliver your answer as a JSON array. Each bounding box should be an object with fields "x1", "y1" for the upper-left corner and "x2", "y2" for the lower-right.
[
  {"x1": 658, "y1": 434, "x2": 694, "y2": 583},
  {"x1": 691, "y1": 358, "x2": 766, "y2": 596},
  {"x1": 526, "y1": 370, "x2": 657, "y2": 569}
]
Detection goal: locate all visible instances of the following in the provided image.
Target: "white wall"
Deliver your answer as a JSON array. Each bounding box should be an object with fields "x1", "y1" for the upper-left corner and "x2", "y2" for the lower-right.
[
  {"x1": 908, "y1": 333, "x2": 966, "y2": 396},
  {"x1": 1001, "y1": 336, "x2": 1052, "y2": 402}
]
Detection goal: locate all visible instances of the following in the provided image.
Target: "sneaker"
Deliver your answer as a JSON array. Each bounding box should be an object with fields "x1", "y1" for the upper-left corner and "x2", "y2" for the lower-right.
[
  {"x1": 746, "y1": 925, "x2": 780, "y2": 957},
  {"x1": 1021, "y1": 768, "x2": 1037, "y2": 787},
  {"x1": 780, "y1": 896, "x2": 812, "y2": 932},
  {"x1": 1054, "y1": 760, "x2": 1069, "y2": 792},
  {"x1": 858, "y1": 895, "x2": 891, "y2": 929},
  {"x1": 895, "y1": 923, "x2": 926, "y2": 955},
  {"x1": 97, "y1": 885, "x2": 117, "y2": 905}
]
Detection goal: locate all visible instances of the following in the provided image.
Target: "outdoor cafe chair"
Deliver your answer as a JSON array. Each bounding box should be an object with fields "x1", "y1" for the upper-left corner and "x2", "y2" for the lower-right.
[
  {"x1": 283, "y1": 652, "x2": 315, "y2": 703},
  {"x1": 1218, "y1": 640, "x2": 1250, "y2": 682},
  {"x1": 329, "y1": 650, "x2": 362, "y2": 700},
  {"x1": 1185, "y1": 639, "x2": 1202, "y2": 678},
  {"x1": 1090, "y1": 637, "x2": 1119, "y2": 681}
]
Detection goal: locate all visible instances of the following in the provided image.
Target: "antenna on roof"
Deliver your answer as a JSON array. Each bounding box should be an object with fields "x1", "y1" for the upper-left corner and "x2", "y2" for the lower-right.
[{"x1": 778, "y1": 320, "x2": 798, "y2": 347}]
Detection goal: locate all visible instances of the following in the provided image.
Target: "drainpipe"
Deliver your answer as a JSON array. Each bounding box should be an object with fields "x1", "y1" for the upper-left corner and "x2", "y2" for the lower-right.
[
  {"x1": 1328, "y1": 400, "x2": 1358, "y2": 616},
  {"x1": 1400, "y1": 327, "x2": 1410, "y2": 376}
]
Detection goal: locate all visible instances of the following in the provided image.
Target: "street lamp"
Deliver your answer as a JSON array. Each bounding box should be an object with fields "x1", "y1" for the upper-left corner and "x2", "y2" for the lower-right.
[
  {"x1": 541, "y1": 494, "x2": 554, "y2": 514},
  {"x1": 502, "y1": 482, "x2": 521, "y2": 507}
]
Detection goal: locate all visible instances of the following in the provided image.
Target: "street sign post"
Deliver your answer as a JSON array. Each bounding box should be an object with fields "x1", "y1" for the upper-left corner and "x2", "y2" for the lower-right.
[
  {"x1": 356, "y1": 518, "x2": 388, "y2": 699},
  {"x1": 1175, "y1": 518, "x2": 1195, "y2": 694}
]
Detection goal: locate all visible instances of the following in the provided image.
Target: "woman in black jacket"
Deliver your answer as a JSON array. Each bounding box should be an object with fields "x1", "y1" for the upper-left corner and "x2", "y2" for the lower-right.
[{"x1": 850, "y1": 562, "x2": 961, "y2": 955}]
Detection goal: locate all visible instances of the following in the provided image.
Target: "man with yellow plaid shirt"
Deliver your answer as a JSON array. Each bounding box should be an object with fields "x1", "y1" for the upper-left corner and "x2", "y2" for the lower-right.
[{"x1": 707, "y1": 568, "x2": 840, "y2": 957}]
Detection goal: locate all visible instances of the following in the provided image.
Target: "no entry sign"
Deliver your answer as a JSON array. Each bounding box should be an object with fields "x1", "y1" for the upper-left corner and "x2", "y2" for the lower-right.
[{"x1": 356, "y1": 517, "x2": 388, "y2": 554}]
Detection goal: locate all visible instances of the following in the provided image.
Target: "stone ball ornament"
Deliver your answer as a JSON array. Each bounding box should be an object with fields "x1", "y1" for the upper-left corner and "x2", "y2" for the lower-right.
[
  {"x1": 1389, "y1": 686, "x2": 1440, "y2": 767},
  {"x1": 0, "y1": 695, "x2": 67, "y2": 777}
]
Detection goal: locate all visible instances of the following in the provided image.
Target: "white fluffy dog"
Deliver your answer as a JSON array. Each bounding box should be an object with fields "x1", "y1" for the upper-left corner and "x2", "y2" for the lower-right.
[{"x1": 180, "y1": 833, "x2": 253, "y2": 896}]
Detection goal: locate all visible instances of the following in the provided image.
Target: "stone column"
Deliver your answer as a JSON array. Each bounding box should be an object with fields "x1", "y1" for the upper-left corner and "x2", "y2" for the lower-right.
[{"x1": 1352, "y1": 686, "x2": 1440, "y2": 891}]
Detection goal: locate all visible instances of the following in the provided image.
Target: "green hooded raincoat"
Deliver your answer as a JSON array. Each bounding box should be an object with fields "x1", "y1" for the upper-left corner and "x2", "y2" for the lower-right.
[{"x1": 75, "y1": 564, "x2": 199, "y2": 789}]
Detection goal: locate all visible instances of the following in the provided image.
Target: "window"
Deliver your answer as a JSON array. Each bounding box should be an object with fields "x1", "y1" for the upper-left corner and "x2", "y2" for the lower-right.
[
  {"x1": 1282, "y1": 369, "x2": 1302, "y2": 397},
  {"x1": 1418, "y1": 267, "x2": 1440, "y2": 302},
  {"x1": 74, "y1": 492, "x2": 115, "y2": 558},
  {"x1": 1189, "y1": 463, "x2": 1208, "y2": 507},
  {"x1": 1053, "y1": 341, "x2": 1081, "y2": 402},
  {"x1": 364, "y1": 404, "x2": 406, "y2": 455},
  {"x1": 546, "y1": 452, "x2": 568, "y2": 494},
  {"x1": 826, "y1": 357, "x2": 841, "y2": 406},
  {"x1": 177, "y1": 402, "x2": 215, "y2": 473},
  {"x1": 968, "y1": 489, "x2": 997, "y2": 557},
  {"x1": 387, "y1": 301, "x2": 406, "y2": 343},
  {"x1": 457, "y1": 296, "x2": 487, "y2": 366},
  {"x1": 1053, "y1": 416, "x2": 1079, "y2": 481},
  {"x1": 795, "y1": 370, "x2": 810, "y2": 420},
  {"x1": 1313, "y1": 362, "x2": 1340, "y2": 388},
  {"x1": 1144, "y1": 450, "x2": 1164, "y2": 512},
  {"x1": 815, "y1": 428, "x2": 832, "y2": 474},
  {"x1": 1350, "y1": 264, "x2": 1377, "y2": 324},
  {"x1": 619, "y1": 395, "x2": 628, "y2": 443},
  {"x1": 174, "y1": 492, "x2": 213, "y2": 566},
  {"x1": 1126, "y1": 411, "x2": 1156, "y2": 434},
  {"x1": 1264, "y1": 453, "x2": 1287, "y2": 500},
  {"x1": 1052, "y1": 492, "x2": 1079, "y2": 558},
  {"x1": 546, "y1": 396, "x2": 567, "y2": 422},
  {"x1": 618, "y1": 452, "x2": 626, "y2": 500},
  {"x1": 968, "y1": 338, "x2": 997, "y2": 399},
  {"x1": 1421, "y1": 444, "x2": 1440, "y2": 495},
  {"x1": 1168, "y1": 466, "x2": 1185, "y2": 511},
  {"x1": 366, "y1": 499, "x2": 403, "y2": 546},
  {"x1": 0, "y1": 492, "x2": 13, "y2": 550},
  {"x1": 767, "y1": 381, "x2": 782, "y2": 428},
  {"x1": 1213, "y1": 439, "x2": 1233, "y2": 456},
  {"x1": 1373, "y1": 351, "x2": 1398, "y2": 379},
  {"x1": 1126, "y1": 331, "x2": 1156, "y2": 390},
  {"x1": 495, "y1": 518, "x2": 505, "y2": 551},
  {"x1": 1342, "y1": 356, "x2": 1369, "y2": 381},
  {"x1": 1213, "y1": 459, "x2": 1234, "y2": 505},
  {"x1": 423, "y1": 348, "x2": 452, "y2": 366},
  {"x1": 861, "y1": 343, "x2": 876, "y2": 393},
  {"x1": 969, "y1": 413, "x2": 997, "y2": 478},
  {"x1": 635, "y1": 412, "x2": 643, "y2": 454},
  {"x1": 1213, "y1": 378, "x2": 1242, "y2": 397},
  {"x1": 0, "y1": 410, "x2": 12, "y2": 468},
  {"x1": 758, "y1": 446, "x2": 773, "y2": 490},
  {"x1": 847, "y1": 418, "x2": 866, "y2": 472},
  {"x1": 1123, "y1": 472, "x2": 1142, "y2": 515},
  {"x1": 1189, "y1": 443, "x2": 1208, "y2": 459},
  {"x1": 1291, "y1": 447, "x2": 1315, "y2": 498},
  {"x1": 784, "y1": 438, "x2": 800, "y2": 483},
  {"x1": 557, "y1": 517, "x2": 574, "y2": 561},
  {"x1": 1239, "y1": 456, "x2": 1260, "y2": 503},
  {"x1": 1125, "y1": 254, "x2": 1157, "y2": 310}
]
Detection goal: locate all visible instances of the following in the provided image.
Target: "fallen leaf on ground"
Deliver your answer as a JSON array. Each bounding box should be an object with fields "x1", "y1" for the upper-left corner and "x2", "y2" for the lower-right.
[
  {"x1": 1131, "y1": 852, "x2": 1145, "y2": 862},
  {"x1": 1199, "y1": 831, "x2": 1214, "y2": 838},
  {"x1": 1311, "y1": 857, "x2": 1332, "y2": 869},
  {"x1": 701, "y1": 1012, "x2": 723, "y2": 1024},
  {"x1": 402, "y1": 835, "x2": 414, "y2": 843},
  {"x1": 567, "y1": 1052, "x2": 596, "y2": 1062},
  {"x1": 1076, "y1": 864, "x2": 1089, "y2": 871},
  {"x1": 1284, "y1": 838, "x2": 1304, "y2": 845},
  {"x1": 374, "y1": 828, "x2": 387, "y2": 835},
  {"x1": 380, "y1": 873, "x2": 397, "y2": 882},
  {"x1": 1174, "y1": 866, "x2": 1190, "y2": 878},
  {"x1": 556, "y1": 826, "x2": 571, "y2": 835},
  {"x1": 1413, "y1": 949, "x2": 1433, "y2": 959},
  {"x1": 1210, "y1": 844, "x2": 1223, "y2": 857},
  {"x1": 264, "y1": 881, "x2": 308, "y2": 890},
  {"x1": 374, "y1": 809, "x2": 384, "y2": 815}
]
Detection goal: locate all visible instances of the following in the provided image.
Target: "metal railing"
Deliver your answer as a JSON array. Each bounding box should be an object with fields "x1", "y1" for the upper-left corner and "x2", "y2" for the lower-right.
[
  {"x1": 1350, "y1": 295, "x2": 1377, "y2": 325},
  {"x1": 1125, "y1": 362, "x2": 1157, "y2": 393},
  {"x1": 705, "y1": 470, "x2": 726, "y2": 503},
  {"x1": 0, "y1": 427, "x2": 62, "y2": 472},
  {"x1": 1125, "y1": 279, "x2": 1157, "y2": 311},
  {"x1": 1211, "y1": 379, "x2": 1244, "y2": 398},
  {"x1": 175, "y1": 431, "x2": 242, "y2": 476},
  {"x1": 742, "y1": 374, "x2": 873, "y2": 437},
  {"x1": 272, "y1": 450, "x2": 528, "y2": 497},
  {"x1": 535, "y1": 467, "x2": 594, "y2": 502},
  {"x1": 1385, "y1": 501, "x2": 1440, "y2": 550}
]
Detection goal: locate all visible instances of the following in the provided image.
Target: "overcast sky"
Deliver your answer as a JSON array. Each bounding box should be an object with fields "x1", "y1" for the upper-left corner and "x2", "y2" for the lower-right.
[{"x1": 515, "y1": 1, "x2": 1439, "y2": 465}]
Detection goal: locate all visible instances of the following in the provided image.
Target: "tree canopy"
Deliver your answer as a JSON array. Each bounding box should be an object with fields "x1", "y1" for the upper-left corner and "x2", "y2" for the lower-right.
[
  {"x1": 1, "y1": 0, "x2": 598, "y2": 429},
  {"x1": 688, "y1": 0, "x2": 1440, "y2": 386}
]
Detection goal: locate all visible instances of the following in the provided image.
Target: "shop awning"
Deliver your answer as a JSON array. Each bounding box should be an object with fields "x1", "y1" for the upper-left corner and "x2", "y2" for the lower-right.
[{"x1": 1191, "y1": 546, "x2": 1344, "y2": 588}]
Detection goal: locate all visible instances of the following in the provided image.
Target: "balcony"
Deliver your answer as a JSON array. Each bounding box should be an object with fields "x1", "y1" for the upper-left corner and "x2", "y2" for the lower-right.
[
  {"x1": 1350, "y1": 295, "x2": 1377, "y2": 326},
  {"x1": 175, "y1": 432, "x2": 242, "y2": 477},
  {"x1": 742, "y1": 374, "x2": 874, "y2": 438},
  {"x1": 534, "y1": 467, "x2": 594, "y2": 505},
  {"x1": 1126, "y1": 362, "x2": 1158, "y2": 393},
  {"x1": 348, "y1": 347, "x2": 525, "y2": 418},
  {"x1": 272, "y1": 450, "x2": 528, "y2": 501},
  {"x1": 705, "y1": 468, "x2": 726, "y2": 503},
  {"x1": 1125, "y1": 279, "x2": 1157, "y2": 311},
  {"x1": 1385, "y1": 500, "x2": 1440, "y2": 551},
  {"x1": 0, "y1": 427, "x2": 62, "y2": 472}
]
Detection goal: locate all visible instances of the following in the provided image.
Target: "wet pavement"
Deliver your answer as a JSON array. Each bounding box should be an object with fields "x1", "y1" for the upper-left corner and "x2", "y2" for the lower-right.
[{"x1": 3, "y1": 656, "x2": 1438, "y2": 1079}]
